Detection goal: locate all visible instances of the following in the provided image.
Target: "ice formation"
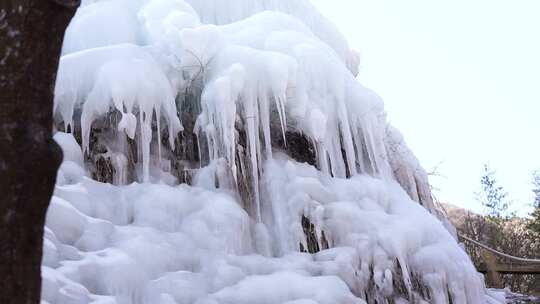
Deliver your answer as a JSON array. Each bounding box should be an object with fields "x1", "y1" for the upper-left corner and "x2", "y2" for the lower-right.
[{"x1": 44, "y1": 0, "x2": 499, "y2": 303}]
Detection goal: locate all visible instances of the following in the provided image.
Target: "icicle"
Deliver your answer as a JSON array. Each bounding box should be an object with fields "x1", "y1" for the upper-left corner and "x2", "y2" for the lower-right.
[
  {"x1": 112, "y1": 152, "x2": 128, "y2": 185},
  {"x1": 274, "y1": 94, "x2": 287, "y2": 146},
  {"x1": 359, "y1": 120, "x2": 379, "y2": 175},
  {"x1": 324, "y1": 122, "x2": 346, "y2": 178},
  {"x1": 139, "y1": 108, "x2": 153, "y2": 183},
  {"x1": 61, "y1": 102, "x2": 75, "y2": 134},
  {"x1": 337, "y1": 103, "x2": 357, "y2": 177},
  {"x1": 194, "y1": 111, "x2": 207, "y2": 168},
  {"x1": 397, "y1": 256, "x2": 413, "y2": 300},
  {"x1": 259, "y1": 95, "x2": 272, "y2": 159},
  {"x1": 350, "y1": 121, "x2": 366, "y2": 174},
  {"x1": 227, "y1": 109, "x2": 238, "y2": 184},
  {"x1": 155, "y1": 107, "x2": 162, "y2": 171},
  {"x1": 245, "y1": 99, "x2": 261, "y2": 222},
  {"x1": 196, "y1": 132, "x2": 202, "y2": 168},
  {"x1": 204, "y1": 125, "x2": 214, "y2": 161},
  {"x1": 80, "y1": 84, "x2": 109, "y2": 156},
  {"x1": 316, "y1": 143, "x2": 330, "y2": 176}
]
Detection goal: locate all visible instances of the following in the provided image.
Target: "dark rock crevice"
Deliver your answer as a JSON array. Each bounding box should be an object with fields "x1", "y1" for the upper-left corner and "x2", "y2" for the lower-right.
[{"x1": 299, "y1": 215, "x2": 328, "y2": 254}]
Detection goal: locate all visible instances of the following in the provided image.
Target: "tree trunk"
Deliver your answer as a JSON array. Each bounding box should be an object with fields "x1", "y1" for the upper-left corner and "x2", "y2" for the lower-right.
[{"x1": 0, "y1": 1, "x2": 78, "y2": 303}]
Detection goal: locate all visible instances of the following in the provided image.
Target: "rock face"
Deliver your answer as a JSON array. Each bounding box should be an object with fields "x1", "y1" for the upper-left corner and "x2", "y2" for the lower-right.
[{"x1": 0, "y1": 1, "x2": 77, "y2": 303}]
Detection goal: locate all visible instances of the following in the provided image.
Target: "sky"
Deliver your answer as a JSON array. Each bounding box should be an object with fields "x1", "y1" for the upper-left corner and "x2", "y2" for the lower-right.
[{"x1": 311, "y1": 0, "x2": 540, "y2": 215}]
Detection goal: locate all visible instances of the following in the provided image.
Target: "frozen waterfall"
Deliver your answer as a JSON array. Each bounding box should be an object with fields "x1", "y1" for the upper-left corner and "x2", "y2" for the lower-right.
[{"x1": 43, "y1": 0, "x2": 501, "y2": 303}]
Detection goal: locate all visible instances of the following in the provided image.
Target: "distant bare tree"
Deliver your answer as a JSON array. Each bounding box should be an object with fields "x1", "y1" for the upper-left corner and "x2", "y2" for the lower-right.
[
  {"x1": 0, "y1": 1, "x2": 78, "y2": 303},
  {"x1": 475, "y1": 163, "x2": 510, "y2": 218},
  {"x1": 528, "y1": 170, "x2": 540, "y2": 234}
]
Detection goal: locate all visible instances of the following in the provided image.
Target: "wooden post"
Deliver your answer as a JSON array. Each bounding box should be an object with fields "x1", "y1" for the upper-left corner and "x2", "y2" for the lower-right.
[{"x1": 481, "y1": 250, "x2": 504, "y2": 288}]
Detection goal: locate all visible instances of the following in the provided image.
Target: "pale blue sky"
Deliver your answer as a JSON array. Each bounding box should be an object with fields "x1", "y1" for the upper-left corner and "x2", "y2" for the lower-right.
[{"x1": 312, "y1": 0, "x2": 540, "y2": 215}]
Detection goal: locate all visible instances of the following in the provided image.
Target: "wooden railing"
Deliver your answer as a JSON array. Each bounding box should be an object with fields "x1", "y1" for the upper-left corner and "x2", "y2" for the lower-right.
[{"x1": 459, "y1": 234, "x2": 540, "y2": 289}]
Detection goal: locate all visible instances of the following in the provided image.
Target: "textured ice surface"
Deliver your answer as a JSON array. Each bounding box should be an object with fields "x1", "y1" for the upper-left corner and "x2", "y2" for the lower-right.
[
  {"x1": 46, "y1": 0, "x2": 497, "y2": 303},
  {"x1": 44, "y1": 135, "x2": 489, "y2": 304}
]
